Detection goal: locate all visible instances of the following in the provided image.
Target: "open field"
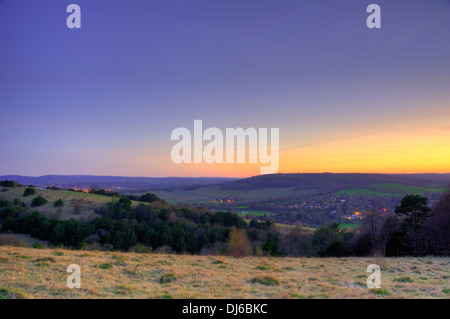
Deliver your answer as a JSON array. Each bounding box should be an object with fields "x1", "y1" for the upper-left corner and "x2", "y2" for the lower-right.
[
  {"x1": 241, "y1": 220, "x2": 315, "y2": 232},
  {"x1": 0, "y1": 187, "x2": 140, "y2": 220},
  {"x1": 151, "y1": 186, "x2": 312, "y2": 204},
  {"x1": 150, "y1": 180, "x2": 448, "y2": 205},
  {"x1": 0, "y1": 246, "x2": 449, "y2": 299},
  {"x1": 339, "y1": 223, "x2": 360, "y2": 231},
  {"x1": 369, "y1": 183, "x2": 447, "y2": 195},
  {"x1": 334, "y1": 188, "x2": 399, "y2": 197},
  {"x1": 335, "y1": 183, "x2": 446, "y2": 197},
  {"x1": 234, "y1": 210, "x2": 275, "y2": 217}
]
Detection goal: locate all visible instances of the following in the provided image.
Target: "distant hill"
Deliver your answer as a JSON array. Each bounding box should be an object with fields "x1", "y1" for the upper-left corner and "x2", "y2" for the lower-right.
[
  {"x1": 147, "y1": 173, "x2": 450, "y2": 205},
  {"x1": 220, "y1": 173, "x2": 450, "y2": 194},
  {"x1": 0, "y1": 175, "x2": 237, "y2": 191}
]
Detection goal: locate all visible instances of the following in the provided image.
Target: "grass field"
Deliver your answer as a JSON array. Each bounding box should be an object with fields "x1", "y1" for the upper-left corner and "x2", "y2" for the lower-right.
[
  {"x1": 339, "y1": 223, "x2": 360, "y2": 231},
  {"x1": 335, "y1": 183, "x2": 446, "y2": 197},
  {"x1": 369, "y1": 183, "x2": 447, "y2": 195},
  {"x1": 334, "y1": 189, "x2": 401, "y2": 197},
  {"x1": 0, "y1": 246, "x2": 449, "y2": 299},
  {"x1": 151, "y1": 186, "x2": 312, "y2": 204},
  {"x1": 153, "y1": 181, "x2": 447, "y2": 205},
  {"x1": 235, "y1": 210, "x2": 275, "y2": 217},
  {"x1": 0, "y1": 187, "x2": 140, "y2": 220}
]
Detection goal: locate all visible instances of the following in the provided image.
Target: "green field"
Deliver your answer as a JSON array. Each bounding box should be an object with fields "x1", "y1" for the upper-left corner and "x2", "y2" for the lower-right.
[
  {"x1": 335, "y1": 182, "x2": 446, "y2": 197},
  {"x1": 150, "y1": 181, "x2": 448, "y2": 204},
  {"x1": 339, "y1": 222, "x2": 360, "y2": 231},
  {"x1": 151, "y1": 186, "x2": 313, "y2": 204},
  {"x1": 235, "y1": 210, "x2": 275, "y2": 217},
  {"x1": 335, "y1": 188, "x2": 397, "y2": 197},
  {"x1": 369, "y1": 183, "x2": 446, "y2": 195}
]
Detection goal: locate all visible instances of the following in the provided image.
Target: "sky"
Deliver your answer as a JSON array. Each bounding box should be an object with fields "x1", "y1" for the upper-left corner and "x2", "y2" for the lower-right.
[{"x1": 0, "y1": 0, "x2": 449, "y2": 177}]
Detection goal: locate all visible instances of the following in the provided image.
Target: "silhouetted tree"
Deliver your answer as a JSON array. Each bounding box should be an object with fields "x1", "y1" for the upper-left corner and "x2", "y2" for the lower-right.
[
  {"x1": 419, "y1": 189, "x2": 450, "y2": 255},
  {"x1": 395, "y1": 195, "x2": 431, "y2": 255}
]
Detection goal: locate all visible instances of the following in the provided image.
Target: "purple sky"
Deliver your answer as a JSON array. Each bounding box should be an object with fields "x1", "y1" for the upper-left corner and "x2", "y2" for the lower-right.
[{"x1": 1, "y1": 0, "x2": 449, "y2": 177}]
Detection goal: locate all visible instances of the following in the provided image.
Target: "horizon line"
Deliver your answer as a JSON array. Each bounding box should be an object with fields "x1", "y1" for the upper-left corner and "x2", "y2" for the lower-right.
[{"x1": 1, "y1": 172, "x2": 450, "y2": 179}]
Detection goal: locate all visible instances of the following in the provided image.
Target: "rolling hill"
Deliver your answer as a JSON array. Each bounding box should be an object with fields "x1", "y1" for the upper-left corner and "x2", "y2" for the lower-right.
[
  {"x1": 0, "y1": 187, "x2": 129, "y2": 221},
  {"x1": 220, "y1": 173, "x2": 450, "y2": 191},
  {"x1": 149, "y1": 173, "x2": 450, "y2": 204},
  {"x1": 0, "y1": 175, "x2": 237, "y2": 192}
]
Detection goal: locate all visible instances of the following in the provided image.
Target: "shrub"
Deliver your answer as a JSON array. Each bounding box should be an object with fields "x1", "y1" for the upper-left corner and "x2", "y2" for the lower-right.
[
  {"x1": 159, "y1": 273, "x2": 177, "y2": 284},
  {"x1": 102, "y1": 244, "x2": 114, "y2": 252},
  {"x1": 13, "y1": 198, "x2": 21, "y2": 206},
  {"x1": 154, "y1": 245, "x2": 174, "y2": 254},
  {"x1": 35, "y1": 257, "x2": 56, "y2": 263},
  {"x1": 0, "y1": 234, "x2": 28, "y2": 247},
  {"x1": 0, "y1": 287, "x2": 24, "y2": 299},
  {"x1": 0, "y1": 200, "x2": 11, "y2": 208},
  {"x1": 113, "y1": 255, "x2": 128, "y2": 266},
  {"x1": 119, "y1": 197, "x2": 132, "y2": 208},
  {"x1": 98, "y1": 263, "x2": 112, "y2": 270},
  {"x1": 282, "y1": 267, "x2": 295, "y2": 271},
  {"x1": 54, "y1": 199, "x2": 64, "y2": 207},
  {"x1": 255, "y1": 265, "x2": 269, "y2": 270},
  {"x1": 228, "y1": 227, "x2": 252, "y2": 257},
  {"x1": 32, "y1": 242, "x2": 42, "y2": 249},
  {"x1": 262, "y1": 238, "x2": 278, "y2": 256},
  {"x1": 249, "y1": 276, "x2": 280, "y2": 286},
  {"x1": 23, "y1": 188, "x2": 35, "y2": 197},
  {"x1": 82, "y1": 234, "x2": 100, "y2": 245},
  {"x1": 322, "y1": 240, "x2": 352, "y2": 257},
  {"x1": 393, "y1": 276, "x2": 414, "y2": 283},
  {"x1": 370, "y1": 288, "x2": 390, "y2": 296},
  {"x1": 129, "y1": 244, "x2": 152, "y2": 253},
  {"x1": 31, "y1": 196, "x2": 48, "y2": 207},
  {"x1": 82, "y1": 242, "x2": 102, "y2": 251}
]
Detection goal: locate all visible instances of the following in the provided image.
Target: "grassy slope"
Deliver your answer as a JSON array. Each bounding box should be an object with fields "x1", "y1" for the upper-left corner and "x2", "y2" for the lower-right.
[
  {"x1": 151, "y1": 186, "x2": 312, "y2": 204},
  {"x1": 0, "y1": 187, "x2": 140, "y2": 220},
  {"x1": 335, "y1": 189, "x2": 398, "y2": 197},
  {"x1": 235, "y1": 210, "x2": 275, "y2": 217},
  {"x1": 339, "y1": 223, "x2": 360, "y2": 231},
  {"x1": 151, "y1": 182, "x2": 448, "y2": 204},
  {"x1": 370, "y1": 183, "x2": 447, "y2": 195},
  {"x1": 0, "y1": 246, "x2": 449, "y2": 299},
  {"x1": 335, "y1": 183, "x2": 446, "y2": 197}
]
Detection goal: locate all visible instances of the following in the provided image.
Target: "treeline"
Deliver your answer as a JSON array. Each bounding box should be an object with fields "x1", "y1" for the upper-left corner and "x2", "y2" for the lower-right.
[
  {"x1": 0, "y1": 197, "x2": 276, "y2": 254},
  {"x1": 0, "y1": 188, "x2": 448, "y2": 257},
  {"x1": 0, "y1": 180, "x2": 20, "y2": 187}
]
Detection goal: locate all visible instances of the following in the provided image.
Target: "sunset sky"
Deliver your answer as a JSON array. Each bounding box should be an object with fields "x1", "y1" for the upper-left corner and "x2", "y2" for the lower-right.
[{"x1": 1, "y1": 0, "x2": 449, "y2": 177}]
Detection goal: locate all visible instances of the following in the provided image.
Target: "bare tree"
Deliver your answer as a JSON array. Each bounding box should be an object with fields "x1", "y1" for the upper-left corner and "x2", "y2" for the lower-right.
[{"x1": 228, "y1": 227, "x2": 252, "y2": 257}]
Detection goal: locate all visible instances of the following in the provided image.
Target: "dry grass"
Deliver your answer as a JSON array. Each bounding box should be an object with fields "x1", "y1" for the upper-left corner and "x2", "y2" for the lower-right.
[{"x1": 0, "y1": 246, "x2": 449, "y2": 299}]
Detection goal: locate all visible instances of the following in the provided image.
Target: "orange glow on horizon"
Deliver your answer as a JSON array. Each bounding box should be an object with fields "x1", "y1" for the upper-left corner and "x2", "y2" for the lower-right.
[{"x1": 89, "y1": 112, "x2": 450, "y2": 178}]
